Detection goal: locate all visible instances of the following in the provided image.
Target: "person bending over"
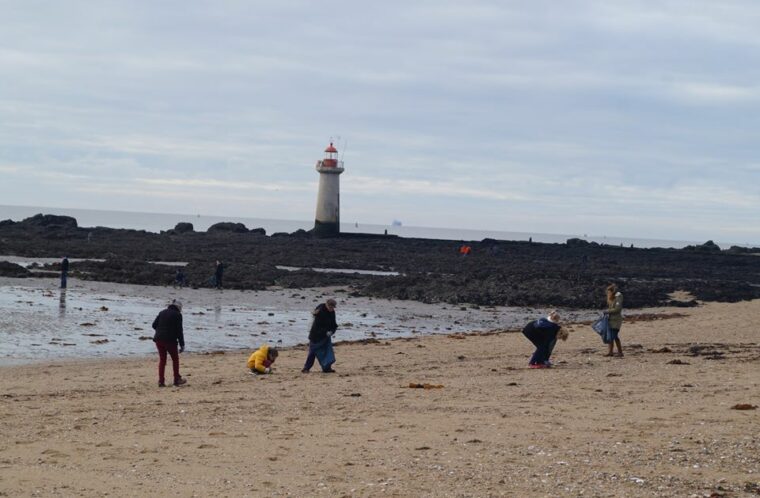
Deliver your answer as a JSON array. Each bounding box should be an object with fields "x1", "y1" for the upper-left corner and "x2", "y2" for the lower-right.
[
  {"x1": 248, "y1": 345, "x2": 278, "y2": 374},
  {"x1": 152, "y1": 299, "x2": 187, "y2": 387},
  {"x1": 522, "y1": 311, "x2": 564, "y2": 369}
]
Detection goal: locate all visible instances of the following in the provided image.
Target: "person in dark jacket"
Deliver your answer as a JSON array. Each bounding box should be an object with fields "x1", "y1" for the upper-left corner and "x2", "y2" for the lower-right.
[
  {"x1": 522, "y1": 311, "x2": 564, "y2": 369},
  {"x1": 152, "y1": 299, "x2": 186, "y2": 387},
  {"x1": 214, "y1": 260, "x2": 224, "y2": 289},
  {"x1": 174, "y1": 268, "x2": 186, "y2": 288},
  {"x1": 302, "y1": 299, "x2": 338, "y2": 373},
  {"x1": 60, "y1": 256, "x2": 69, "y2": 289}
]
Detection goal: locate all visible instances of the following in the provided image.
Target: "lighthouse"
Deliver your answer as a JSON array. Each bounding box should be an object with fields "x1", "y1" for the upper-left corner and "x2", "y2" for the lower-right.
[{"x1": 313, "y1": 141, "x2": 345, "y2": 236}]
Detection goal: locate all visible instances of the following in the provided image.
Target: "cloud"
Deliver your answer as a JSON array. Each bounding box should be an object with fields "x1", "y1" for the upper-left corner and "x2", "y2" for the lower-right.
[{"x1": 1, "y1": 1, "x2": 759, "y2": 244}]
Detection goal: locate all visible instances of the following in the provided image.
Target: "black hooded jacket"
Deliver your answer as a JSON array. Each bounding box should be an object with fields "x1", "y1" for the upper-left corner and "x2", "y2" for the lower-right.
[
  {"x1": 152, "y1": 304, "x2": 184, "y2": 348},
  {"x1": 308, "y1": 303, "x2": 337, "y2": 342}
]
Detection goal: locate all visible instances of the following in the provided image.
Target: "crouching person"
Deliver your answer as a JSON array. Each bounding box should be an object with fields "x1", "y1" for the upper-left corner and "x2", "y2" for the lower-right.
[
  {"x1": 248, "y1": 345, "x2": 278, "y2": 374},
  {"x1": 522, "y1": 311, "x2": 564, "y2": 369}
]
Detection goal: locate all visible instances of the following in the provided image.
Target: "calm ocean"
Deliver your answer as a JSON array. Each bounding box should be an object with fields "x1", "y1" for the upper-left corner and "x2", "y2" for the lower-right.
[{"x1": 0, "y1": 204, "x2": 717, "y2": 249}]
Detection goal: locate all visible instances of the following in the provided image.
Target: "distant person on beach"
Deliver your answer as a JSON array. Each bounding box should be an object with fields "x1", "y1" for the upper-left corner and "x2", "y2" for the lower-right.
[
  {"x1": 247, "y1": 345, "x2": 279, "y2": 374},
  {"x1": 174, "y1": 268, "x2": 186, "y2": 288},
  {"x1": 459, "y1": 244, "x2": 472, "y2": 256},
  {"x1": 214, "y1": 260, "x2": 224, "y2": 289},
  {"x1": 522, "y1": 311, "x2": 565, "y2": 368},
  {"x1": 60, "y1": 256, "x2": 69, "y2": 289},
  {"x1": 152, "y1": 299, "x2": 186, "y2": 387},
  {"x1": 604, "y1": 284, "x2": 624, "y2": 357},
  {"x1": 302, "y1": 298, "x2": 338, "y2": 373}
]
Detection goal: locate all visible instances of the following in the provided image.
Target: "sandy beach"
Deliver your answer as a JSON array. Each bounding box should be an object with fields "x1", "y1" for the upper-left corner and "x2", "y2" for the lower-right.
[{"x1": 1, "y1": 295, "x2": 758, "y2": 497}]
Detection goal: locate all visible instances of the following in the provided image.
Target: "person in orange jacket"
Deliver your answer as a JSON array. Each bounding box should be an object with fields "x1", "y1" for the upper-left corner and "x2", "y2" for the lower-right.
[{"x1": 247, "y1": 345, "x2": 278, "y2": 374}]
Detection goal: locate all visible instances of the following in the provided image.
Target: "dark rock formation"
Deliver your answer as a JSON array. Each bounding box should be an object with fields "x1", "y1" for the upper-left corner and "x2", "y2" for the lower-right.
[
  {"x1": 20, "y1": 214, "x2": 77, "y2": 229},
  {"x1": 2, "y1": 214, "x2": 759, "y2": 308},
  {"x1": 684, "y1": 240, "x2": 721, "y2": 252},
  {"x1": 0, "y1": 261, "x2": 31, "y2": 278},
  {"x1": 207, "y1": 222, "x2": 248, "y2": 233},
  {"x1": 174, "y1": 222, "x2": 194, "y2": 233}
]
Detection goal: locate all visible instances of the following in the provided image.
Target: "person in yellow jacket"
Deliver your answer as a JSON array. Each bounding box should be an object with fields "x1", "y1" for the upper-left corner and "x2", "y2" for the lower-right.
[{"x1": 247, "y1": 345, "x2": 278, "y2": 374}]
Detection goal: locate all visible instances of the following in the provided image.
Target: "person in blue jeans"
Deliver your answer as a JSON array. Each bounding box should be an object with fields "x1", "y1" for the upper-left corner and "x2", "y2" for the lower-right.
[
  {"x1": 302, "y1": 299, "x2": 338, "y2": 373},
  {"x1": 522, "y1": 311, "x2": 563, "y2": 369}
]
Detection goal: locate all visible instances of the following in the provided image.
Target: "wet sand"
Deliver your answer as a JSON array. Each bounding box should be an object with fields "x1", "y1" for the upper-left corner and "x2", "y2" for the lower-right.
[{"x1": 1, "y1": 297, "x2": 758, "y2": 497}]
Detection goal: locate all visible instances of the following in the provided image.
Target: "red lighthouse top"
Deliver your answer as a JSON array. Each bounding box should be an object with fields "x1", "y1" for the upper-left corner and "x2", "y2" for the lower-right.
[{"x1": 322, "y1": 142, "x2": 338, "y2": 167}]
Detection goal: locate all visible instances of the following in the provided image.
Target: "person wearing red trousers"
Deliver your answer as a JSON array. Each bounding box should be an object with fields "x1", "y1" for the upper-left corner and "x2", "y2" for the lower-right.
[{"x1": 152, "y1": 299, "x2": 187, "y2": 387}]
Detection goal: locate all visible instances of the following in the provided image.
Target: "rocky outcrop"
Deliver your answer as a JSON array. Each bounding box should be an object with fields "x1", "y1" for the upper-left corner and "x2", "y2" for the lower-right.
[
  {"x1": 20, "y1": 214, "x2": 77, "y2": 229},
  {"x1": 0, "y1": 261, "x2": 31, "y2": 278},
  {"x1": 684, "y1": 240, "x2": 721, "y2": 252},
  {"x1": 207, "y1": 222, "x2": 248, "y2": 233},
  {"x1": 174, "y1": 222, "x2": 194, "y2": 233},
  {"x1": 1, "y1": 214, "x2": 759, "y2": 308}
]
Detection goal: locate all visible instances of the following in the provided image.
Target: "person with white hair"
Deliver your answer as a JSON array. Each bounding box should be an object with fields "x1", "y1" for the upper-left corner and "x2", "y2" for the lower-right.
[
  {"x1": 151, "y1": 299, "x2": 186, "y2": 387},
  {"x1": 521, "y1": 310, "x2": 565, "y2": 369}
]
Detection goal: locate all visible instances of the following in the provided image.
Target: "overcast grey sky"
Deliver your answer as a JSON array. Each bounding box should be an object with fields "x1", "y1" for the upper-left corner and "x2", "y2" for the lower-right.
[{"x1": 1, "y1": 1, "x2": 759, "y2": 244}]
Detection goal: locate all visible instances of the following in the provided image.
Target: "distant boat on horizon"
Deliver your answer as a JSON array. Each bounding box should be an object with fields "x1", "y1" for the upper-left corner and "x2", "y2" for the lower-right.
[{"x1": 391, "y1": 220, "x2": 402, "y2": 227}]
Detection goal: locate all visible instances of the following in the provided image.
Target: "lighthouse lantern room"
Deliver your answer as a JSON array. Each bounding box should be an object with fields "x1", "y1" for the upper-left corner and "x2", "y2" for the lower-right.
[{"x1": 313, "y1": 141, "x2": 345, "y2": 236}]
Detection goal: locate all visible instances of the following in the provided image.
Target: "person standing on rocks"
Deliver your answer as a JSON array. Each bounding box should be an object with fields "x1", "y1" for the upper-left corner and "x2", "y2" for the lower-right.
[
  {"x1": 605, "y1": 284, "x2": 624, "y2": 357},
  {"x1": 152, "y1": 299, "x2": 187, "y2": 387},
  {"x1": 214, "y1": 260, "x2": 224, "y2": 289},
  {"x1": 60, "y1": 256, "x2": 69, "y2": 289},
  {"x1": 302, "y1": 298, "x2": 338, "y2": 373},
  {"x1": 522, "y1": 311, "x2": 564, "y2": 368}
]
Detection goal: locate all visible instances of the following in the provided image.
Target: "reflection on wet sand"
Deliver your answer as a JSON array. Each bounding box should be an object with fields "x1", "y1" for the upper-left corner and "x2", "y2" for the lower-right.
[
  {"x1": 58, "y1": 289, "x2": 66, "y2": 319},
  {"x1": 214, "y1": 298, "x2": 222, "y2": 322}
]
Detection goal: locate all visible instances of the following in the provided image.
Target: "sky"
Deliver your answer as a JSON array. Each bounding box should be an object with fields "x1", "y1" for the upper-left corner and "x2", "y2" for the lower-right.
[{"x1": 1, "y1": 1, "x2": 759, "y2": 244}]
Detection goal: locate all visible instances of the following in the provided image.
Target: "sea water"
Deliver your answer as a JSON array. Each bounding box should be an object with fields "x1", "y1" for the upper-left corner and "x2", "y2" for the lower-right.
[{"x1": 0, "y1": 204, "x2": 720, "y2": 249}]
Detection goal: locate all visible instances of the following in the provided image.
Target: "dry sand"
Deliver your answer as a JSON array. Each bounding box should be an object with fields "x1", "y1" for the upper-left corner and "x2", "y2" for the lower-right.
[{"x1": 1, "y1": 298, "x2": 759, "y2": 497}]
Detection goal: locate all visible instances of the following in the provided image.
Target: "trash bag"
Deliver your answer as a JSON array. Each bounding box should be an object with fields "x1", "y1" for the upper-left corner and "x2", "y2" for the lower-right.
[{"x1": 592, "y1": 313, "x2": 612, "y2": 344}]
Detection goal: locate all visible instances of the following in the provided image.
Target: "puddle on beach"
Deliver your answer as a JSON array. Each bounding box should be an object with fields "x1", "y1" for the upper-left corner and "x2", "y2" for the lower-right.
[
  {"x1": 276, "y1": 265, "x2": 402, "y2": 276},
  {"x1": 0, "y1": 278, "x2": 597, "y2": 365}
]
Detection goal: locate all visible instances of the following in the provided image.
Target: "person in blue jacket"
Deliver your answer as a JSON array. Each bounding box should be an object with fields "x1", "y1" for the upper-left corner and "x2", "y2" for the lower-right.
[{"x1": 522, "y1": 311, "x2": 563, "y2": 369}]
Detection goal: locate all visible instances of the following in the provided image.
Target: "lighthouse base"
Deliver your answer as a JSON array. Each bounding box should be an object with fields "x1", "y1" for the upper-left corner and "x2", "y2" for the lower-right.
[{"x1": 313, "y1": 220, "x2": 340, "y2": 237}]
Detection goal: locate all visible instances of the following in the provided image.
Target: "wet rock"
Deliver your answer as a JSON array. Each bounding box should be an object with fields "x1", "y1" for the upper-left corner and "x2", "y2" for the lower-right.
[{"x1": 0, "y1": 261, "x2": 31, "y2": 278}]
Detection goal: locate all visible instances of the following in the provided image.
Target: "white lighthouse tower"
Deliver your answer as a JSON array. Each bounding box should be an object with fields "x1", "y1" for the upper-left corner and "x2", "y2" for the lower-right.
[{"x1": 313, "y1": 141, "x2": 345, "y2": 236}]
